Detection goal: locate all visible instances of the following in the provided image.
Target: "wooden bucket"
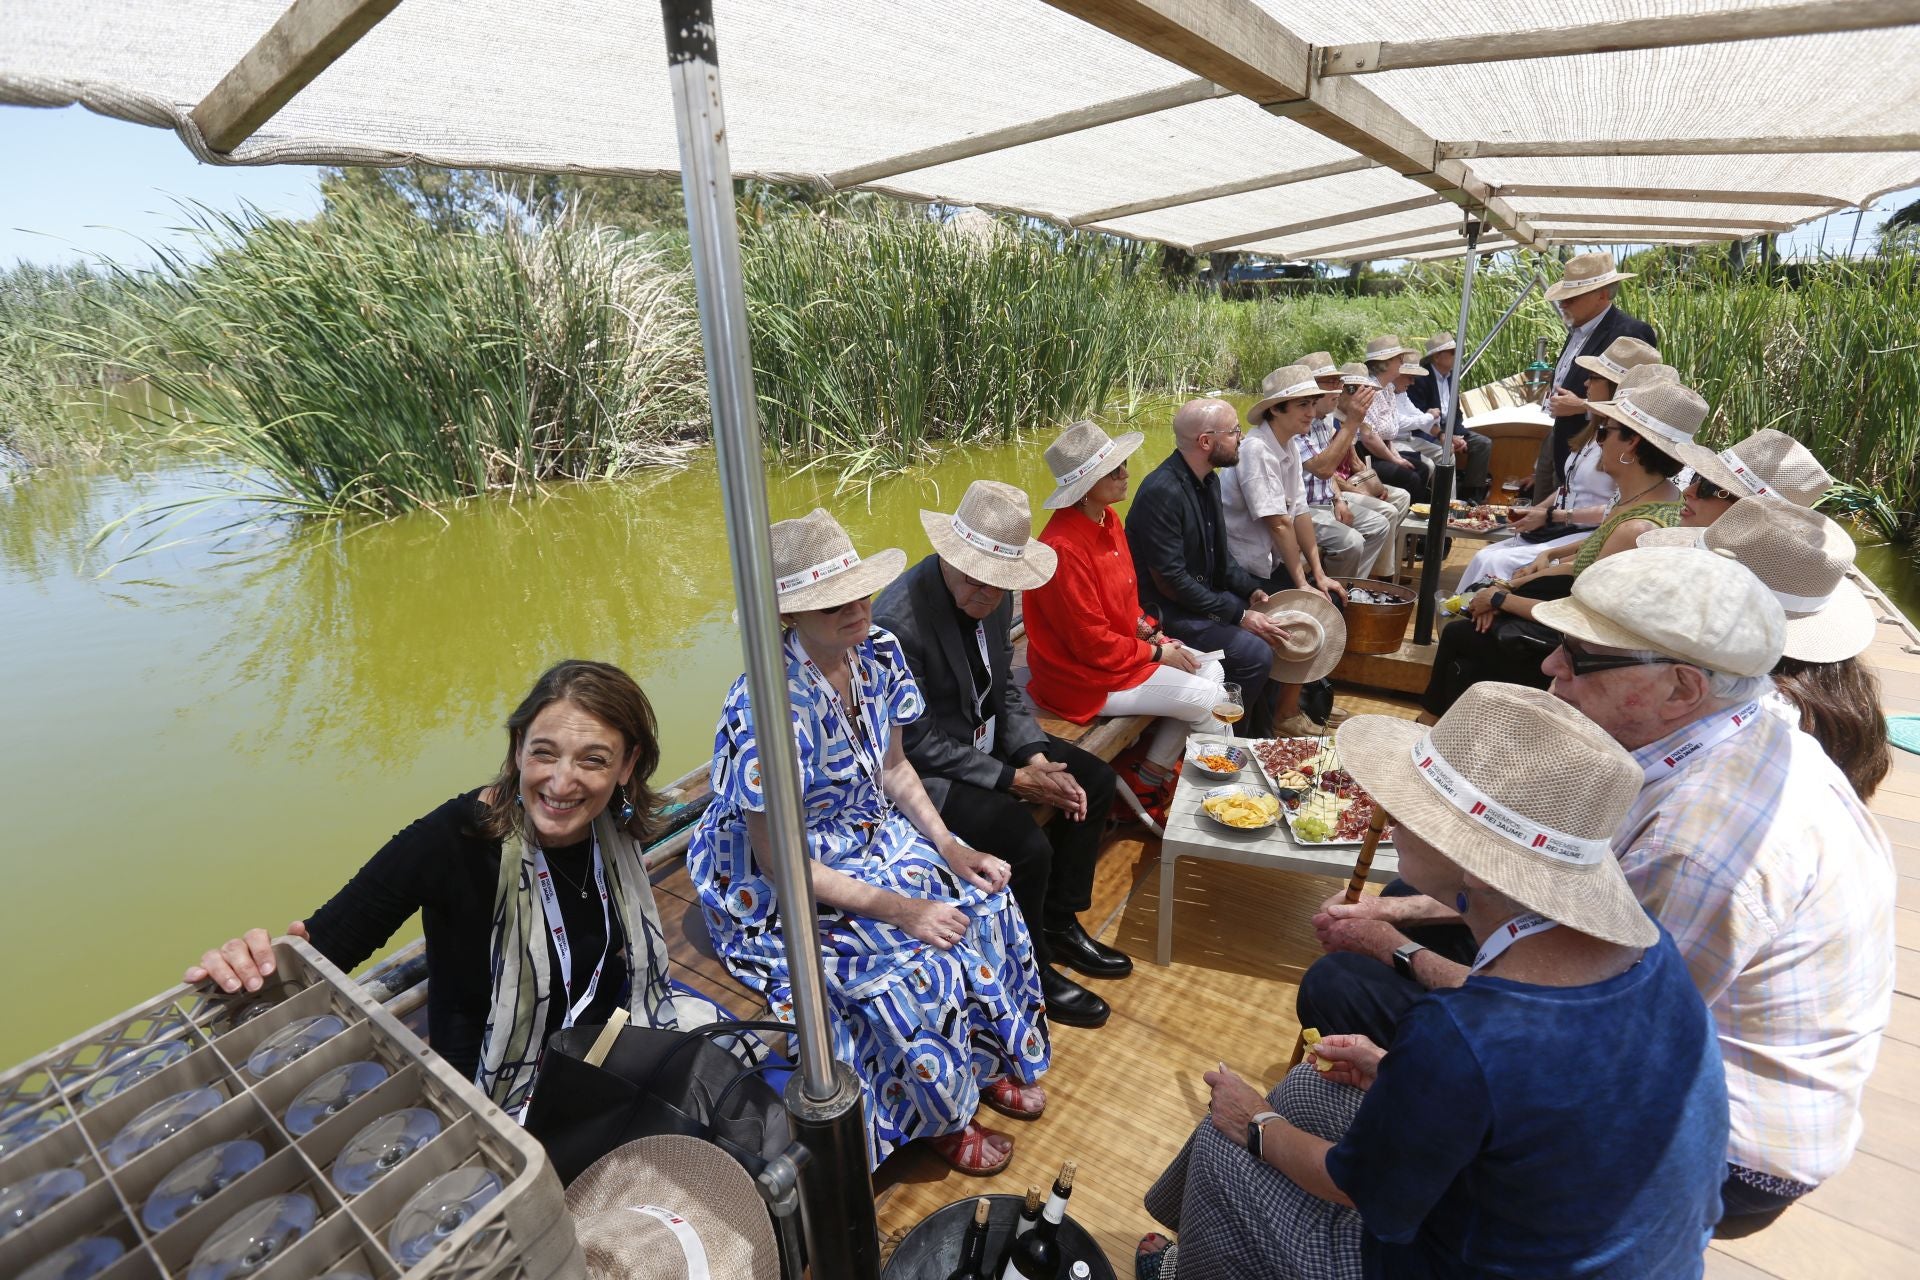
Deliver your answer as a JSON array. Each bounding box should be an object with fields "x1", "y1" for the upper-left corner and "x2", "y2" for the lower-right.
[{"x1": 1338, "y1": 578, "x2": 1417, "y2": 655}]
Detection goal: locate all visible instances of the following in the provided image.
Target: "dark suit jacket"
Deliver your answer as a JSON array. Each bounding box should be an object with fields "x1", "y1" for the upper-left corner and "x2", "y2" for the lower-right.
[
  {"x1": 1124, "y1": 450, "x2": 1263, "y2": 627},
  {"x1": 872, "y1": 554, "x2": 1048, "y2": 807},
  {"x1": 1407, "y1": 367, "x2": 1454, "y2": 417},
  {"x1": 1532, "y1": 305, "x2": 1659, "y2": 499}
]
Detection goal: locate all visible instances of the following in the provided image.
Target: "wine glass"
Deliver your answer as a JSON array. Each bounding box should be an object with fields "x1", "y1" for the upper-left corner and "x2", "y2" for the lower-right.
[{"x1": 1212, "y1": 682, "x2": 1244, "y2": 728}]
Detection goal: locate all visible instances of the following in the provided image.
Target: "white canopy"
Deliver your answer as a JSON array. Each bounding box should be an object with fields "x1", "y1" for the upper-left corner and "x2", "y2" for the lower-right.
[{"x1": 4, "y1": 0, "x2": 1917, "y2": 259}]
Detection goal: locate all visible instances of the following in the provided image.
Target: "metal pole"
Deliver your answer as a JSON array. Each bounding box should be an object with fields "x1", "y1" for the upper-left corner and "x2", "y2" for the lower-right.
[
  {"x1": 1458, "y1": 270, "x2": 1545, "y2": 383},
  {"x1": 1412, "y1": 218, "x2": 1482, "y2": 645},
  {"x1": 659, "y1": 5, "x2": 881, "y2": 1275}
]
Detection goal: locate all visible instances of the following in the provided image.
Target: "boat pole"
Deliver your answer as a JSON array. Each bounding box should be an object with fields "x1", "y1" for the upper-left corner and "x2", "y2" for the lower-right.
[
  {"x1": 1411, "y1": 216, "x2": 1482, "y2": 646},
  {"x1": 658, "y1": 3, "x2": 880, "y2": 1276}
]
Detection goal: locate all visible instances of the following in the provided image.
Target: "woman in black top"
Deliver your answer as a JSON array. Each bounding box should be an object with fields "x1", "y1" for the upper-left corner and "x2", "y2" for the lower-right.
[{"x1": 187, "y1": 660, "x2": 683, "y2": 1113}]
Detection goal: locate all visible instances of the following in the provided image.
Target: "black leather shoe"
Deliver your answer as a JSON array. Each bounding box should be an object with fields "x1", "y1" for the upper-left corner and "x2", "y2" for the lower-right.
[
  {"x1": 1045, "y1": 921, "x2": 1135, "y2": 979},
  {"x1": 1041, "y1": 968, "x2": 1110, "y2": 1029}
]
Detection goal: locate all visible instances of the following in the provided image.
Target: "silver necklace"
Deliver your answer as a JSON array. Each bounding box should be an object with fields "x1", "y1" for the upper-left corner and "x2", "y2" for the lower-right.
[
  {"x1": 1603, "y1": 476, "x2": 1666, "y2": 519},
  {"x1": 546, "y1": 853, "x2": 591, "y2": 899}
]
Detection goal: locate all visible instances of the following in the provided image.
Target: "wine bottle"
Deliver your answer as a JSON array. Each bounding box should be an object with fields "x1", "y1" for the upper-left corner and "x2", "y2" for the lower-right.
[
  {"x1": 946, "y1": 1197, "x2": 993, "y2": 1280},
  {"x1": 998, "y1": 1161, "x2": 1075, "y2": 1280},
  {"x1": 1068, "y1": 1264, "x2": 1092, "y2": 1280},
  {"x1": 992, "y1": 1185, "x2": 1043, "y2": 1276}
]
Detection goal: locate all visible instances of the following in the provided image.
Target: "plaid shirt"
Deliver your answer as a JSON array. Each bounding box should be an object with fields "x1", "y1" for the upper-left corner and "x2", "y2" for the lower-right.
[
  {"x1": 1296, "y1": 413, "x2": 1344, "y2": 507},
  {"x1": 1619, "y1": 706, "x2": 1895, "y2": 1184}
]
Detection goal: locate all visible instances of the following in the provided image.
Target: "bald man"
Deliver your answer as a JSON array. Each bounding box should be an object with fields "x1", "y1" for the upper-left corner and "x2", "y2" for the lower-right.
[{"x1": 1125, "y1": 398, "x2": 1304, "y2": 737}]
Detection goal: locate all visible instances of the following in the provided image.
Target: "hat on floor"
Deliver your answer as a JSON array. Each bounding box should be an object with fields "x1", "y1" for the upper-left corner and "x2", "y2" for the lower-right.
[
  {"x1": 564, "y1": 1135, "x2": 781, "y2": 1280},
  {"x1": 1546, "y1": 251, "x2": 1636, "y2": 303},
  {"x1": 1636, "y1": 497, "x2": 1874, "y2": 663},
  {"x1": 1337, "y1": 684, "x2": 1656, "y2": 947},
  {"x1": 921, "y1": 480, "x2": 1057, "y2": 592},
  {"x1": 1246, "y1": 364, "x2": 1324, "y2": 427},
  {"x1": 771, "y1": 508, "x2": 906, "y2": 614},
  {"x1": 1573, "y1": 335, "x2": 1662, "y2": 385},
  {"x1": 1363, "y1": 334, "x2": 1415, "y2": 363},
  {"x1": 1300, "y1": 350, "x2": 1340, "y2": 379},
  {"x1": 1532, "y1": 546, "x2": 1786, "y2": 677},
  {"x1": 1671, "y1": 428, "x2": 1833, "y2": 508},
  {"x1": 1424, "y1": 332, "x2": 1456, "y2": 358},
  {"x1": 1041, "y1": 419, "x2": 1146, "y2": 509},
  {"x1": 1586, "y1": 378, "x2": 1709, "y2": 467},
  {"x1": 1257, "y1": 589, "x2": 1347, "y2": 683}
]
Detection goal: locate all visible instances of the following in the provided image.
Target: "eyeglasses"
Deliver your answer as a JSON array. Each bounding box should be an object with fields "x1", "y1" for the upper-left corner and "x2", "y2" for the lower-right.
[
  {"x1": 813, "y1": 596, "x2": 869, "y2": 616},
  {"x1": 1688, "y1": 476, "x2": 1735, "y2": 503},
  {"x1": 1557, "y1": 637, "x2": 1690, "y2": 678}
]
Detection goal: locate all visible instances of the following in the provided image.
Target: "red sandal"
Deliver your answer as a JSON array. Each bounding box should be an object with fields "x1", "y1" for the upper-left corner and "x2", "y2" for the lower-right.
[
  {"x1": 927, "y1": 1120, "x2": 1014, "y2": 1176},
  {"x1": 981, "y1": 1076, "x2": 1047, "y2": 1121}
]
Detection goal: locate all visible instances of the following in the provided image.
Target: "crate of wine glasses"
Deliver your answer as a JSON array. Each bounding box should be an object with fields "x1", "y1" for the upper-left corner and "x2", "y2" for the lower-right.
[{"x1": 0, "y1": 938, "x2": 582, "y2": 1280}]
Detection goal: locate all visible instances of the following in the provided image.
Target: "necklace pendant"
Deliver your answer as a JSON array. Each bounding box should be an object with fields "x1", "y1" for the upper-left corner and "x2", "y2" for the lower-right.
[{"x1": 579, "y1": 886, "x2": 589, "y2": 900}]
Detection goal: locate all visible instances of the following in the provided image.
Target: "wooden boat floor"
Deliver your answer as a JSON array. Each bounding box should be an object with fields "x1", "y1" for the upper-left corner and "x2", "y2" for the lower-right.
[{"x1": 645, "y1": 549, "x2": 1920, "y2": 1278}]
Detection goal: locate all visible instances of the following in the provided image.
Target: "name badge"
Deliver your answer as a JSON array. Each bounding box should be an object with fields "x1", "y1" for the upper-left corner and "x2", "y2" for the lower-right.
[{"x1": 974, "y1": 716, "x2": 997, "y2": 755}]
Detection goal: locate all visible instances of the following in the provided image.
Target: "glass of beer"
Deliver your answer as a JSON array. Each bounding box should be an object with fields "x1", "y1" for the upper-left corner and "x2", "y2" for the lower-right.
[{"x1": 1213, "y1": 682, "x2": 1244, "y2": 727}]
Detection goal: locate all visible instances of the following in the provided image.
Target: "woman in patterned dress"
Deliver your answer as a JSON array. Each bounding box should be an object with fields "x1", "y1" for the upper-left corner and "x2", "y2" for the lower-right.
[{"x1": 688, "y1": 509, "x2": 1051, "y2": 1175}]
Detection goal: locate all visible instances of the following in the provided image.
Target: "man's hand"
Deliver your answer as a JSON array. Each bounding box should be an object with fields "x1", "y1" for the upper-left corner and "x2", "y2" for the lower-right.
[
  {"x1": 1250, "y1": 589, "x2": 1272, "y2": 608},
  {"x1": 1451, "y1": 436, "x2": 1467, "y2": 456},
  {"x1": 1010, "y1": 756, "x2": 1088, "y2": 821},
  {"x1": 1240, "y1": 609, "x2": 1288, "y2": 643},
  {"x1": 1204, "y1": 1064, "x2": 1269, "y2": 1142},
  {"x1": 1332, "y1": 497, "x2": 1353, "y2": 526},
  {"x1": 1312, "y1": 901, "x2": 1408, "y2": 966},
  {"x1": 1307, "y1": 1034, "x2": 1387, "y2": 1091},
  {"x1": 1314, "y1": 574, "x2": 1348, "y2": 606},
  {"x1": 1547, "y1": 386, "x2": 1586, "y2": 416}
]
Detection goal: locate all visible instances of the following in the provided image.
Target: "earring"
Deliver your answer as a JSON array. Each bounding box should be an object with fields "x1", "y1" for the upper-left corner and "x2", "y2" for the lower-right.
[
  {"x1": 1618, "y1": 449, "x2": 1636, "y2": 465},
  {"x1": 513, "y1": 792, "x2": 523, "y2": 808},
  {"x1": 1455, "y1": 889, "x2": 1470, "y2": 914},
  {"x1": 614, "y1": 784, "x2": 636, "y2": 824}
]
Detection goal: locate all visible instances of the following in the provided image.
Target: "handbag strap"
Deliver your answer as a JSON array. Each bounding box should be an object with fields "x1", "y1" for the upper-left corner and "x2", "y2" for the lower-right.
[{"x1": 635, "y1": 1018, "x2": 796, "y2": 1096}]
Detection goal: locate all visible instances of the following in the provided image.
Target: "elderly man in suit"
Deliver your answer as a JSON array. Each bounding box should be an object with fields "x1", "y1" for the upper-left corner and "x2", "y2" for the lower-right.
[
  {"x1": 1531, "y1": 252, "x2": 1658, "y2": 501},
  {"x1": 874, "y1": 480, "x2": 1128, "y2": 1029}
]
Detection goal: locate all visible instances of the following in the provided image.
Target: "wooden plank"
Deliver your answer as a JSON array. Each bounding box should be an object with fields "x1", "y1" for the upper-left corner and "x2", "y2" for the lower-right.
[
  {"x1": 1316, "y1": 1, "x2": 1920, "y2": 76},
  {"x1": 1537, "y1": 213, "x2": 1798, "y2": 231},
  {"x1": 1496, "y1": 184, "x2": 1851, "y2": 206},
  {"x1": 1712, "y1": 1201, "x2": 1920, "y2": 1278},
  {"x1": 1443, "y1": 133, "x2": 1920, "y2": 159},
  {"x1": 1038, "y1": 0, "x2": 1314, "y2": 103},
  {"x1": 1187, "y1": 194, "x2": 1447, "y2": 253},
  {"x1": 1704, "y1": 1249, "x2": 1781, "y2": 1280},
  {"x1": 1899, "y1": 906, "x2": 1920, "y2": 953},
  {"x1": 1282, "y1": 220, "x2": 1462, "y2": 258},
  {"x1": 1887, "y1": 992, "x2": 1920, "y2": 1047},
  {"x1": 1898, "y1": 946, "x2": 1920, "y2": 1000},
  {"x1": 1336, "y1": 234, "x2": 1525, "y2": 259},
  {"x1": 1860, "y1": 1083, "x2": 1920, "y2": 1172},
  {"x1": 191, "y1": 0, "x2": 404, "y2": 153},
  {"x1": 1272, "y1": 73, "x2": 1440, "y2": 176},
  {"x1": 1069, "y1": 157, "x2": 1376, "y2": 225},
  {"x1": 1546, "y1": 232, "x2": 1747, "y2": 243},
  {"x1": 1801, "y1": 1148, "x2": 1920, "y2": 1252},
  {"x1": 830, "y1": 79, "x2": 1230, "y2": 188},
  {"x1": 1871, "y1": 1035, "x2": 1920, "y2": 1104}
]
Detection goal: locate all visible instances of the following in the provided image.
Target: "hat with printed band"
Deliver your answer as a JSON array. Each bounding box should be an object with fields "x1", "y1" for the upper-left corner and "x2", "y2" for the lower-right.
[
  {"x1": 1041, "y1": 419, "x2": 1146, "y2": 510},
  {"x1": 1424, "y1": 332, "x2": 1457, "y2": 358},
  {"x1": 565, "y1": 1135, "x2": 780, "y2": 1280},
  {"x1": 1246, "y1": 364, "x2": 1325, "y2": 426},
  {"x1": 1586, "y1": 379, "x2": 1709, "y2": 465},
  {"x1": 1300, "y1": 350, "x2": 1340, "y2": 379},
  {"x1": 920, "y1": 479, "x2": 1057, "y2": 592},
  {"x1": 1573, "y1": 335, "x2": 1662, "y2": 385},
  {"x1": 1363, "y1": 334, "x2": 1415, "y2": 363},
  {"x1": 1545, "y1": 251, "x2": 1636, "y2": 303},
  {"x1": 1670, "y1": 428, "x2": 1834, "y2": 508},
  {"x1": 770, "y1": 508, "x2": 907, "y2": 614}
]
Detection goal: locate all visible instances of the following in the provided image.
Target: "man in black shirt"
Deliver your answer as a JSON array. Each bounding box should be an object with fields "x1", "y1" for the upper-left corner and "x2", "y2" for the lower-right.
[
  {"x1": 874, "y1": 480, "x2": 1125, "y2": 1029},
  {"x1": 1125, "y1": 398, "x2": 1297, "y2": 734}
]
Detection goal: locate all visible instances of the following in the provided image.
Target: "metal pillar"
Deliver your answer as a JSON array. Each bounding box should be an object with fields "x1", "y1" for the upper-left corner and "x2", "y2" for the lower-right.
[
  {"x1": 658, "y1": 3, "x2": 879, "y2": 1276},
  {"x1": 1411, "y1": 217, "x2": 1482, "y2": 646}
]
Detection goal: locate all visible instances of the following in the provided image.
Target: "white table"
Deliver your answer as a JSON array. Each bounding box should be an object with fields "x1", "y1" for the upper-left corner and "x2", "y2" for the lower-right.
[{"x1": 1157, "y1": 753, "x2": 1398, "y2": 965}]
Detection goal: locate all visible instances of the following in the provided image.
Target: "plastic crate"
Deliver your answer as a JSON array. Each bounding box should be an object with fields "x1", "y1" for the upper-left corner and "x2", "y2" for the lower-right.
[{"x1": 0, "y1": 939, "x2": 581, "y2": 1280}]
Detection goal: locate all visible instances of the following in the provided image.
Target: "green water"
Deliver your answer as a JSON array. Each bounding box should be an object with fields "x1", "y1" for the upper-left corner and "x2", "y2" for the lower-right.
[{"x1": 5, "y1": 408, "x2": 1918, "y2": 1068}]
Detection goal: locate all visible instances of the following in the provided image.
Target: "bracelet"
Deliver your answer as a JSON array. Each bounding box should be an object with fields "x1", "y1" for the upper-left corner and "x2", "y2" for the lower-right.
[{"x1": 1151, "y1": 643, "x2": 1163, "y2": 663}]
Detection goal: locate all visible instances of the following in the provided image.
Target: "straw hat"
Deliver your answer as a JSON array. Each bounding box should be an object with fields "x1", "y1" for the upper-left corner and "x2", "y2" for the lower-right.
[
  {"x1": 1586, "y1": 379, "x2": 1709, "y2": 465},
  {"x1": 564, "y1": 1136, "x2": 780, "y2": 1280},
  {"x1": 1245, "y1": 364, "x2": 1323, "y2": 427},
  {"x1": 1299, "y1": 350, "x2": 1340, "y2": 379},
  {"x1": 1396, "y1": 357, "x2": 1427, "y2": 377},
  {"x1": 771, "y1": 508, "x2": 906, "y2": 614},
  {"x1": 1532, "y1": 546, "x2": 1786, "y2": 678},
  {"x1": 1041, "y1": 419, "x2": 1146, "y2": 510},
  {"x1": 1671, "y1": 428, "x2": 1833, "y2": 507},
  {"x1": 1336, "y1": 684, "x2": 1656, "y2": 948},
  {"x1": 1363, "y1": 334, "x2": 1414, "y2": 363},
  {"x1": 1338, "y1": 362, "x2": 1377, "y2": 388},
  {"x1": 1637, "y1": 497, "x2": 1874, "y2": 663},
  {"x1": 1257, "y1": 589, "x2": 1347, "y2": 683},
  {"x1": 1573, "y1": 336, "x2": 1662, "y2": 384},
  {"x1": 1545, "y1": 252, "x2": 1636, "y2": 303},
  {"x1": 1424, "y1": 332, "x2": 1456, "y2": 358},
  {"x1": 920, "y1": 480, "x2": 1057, "y2": 592}
]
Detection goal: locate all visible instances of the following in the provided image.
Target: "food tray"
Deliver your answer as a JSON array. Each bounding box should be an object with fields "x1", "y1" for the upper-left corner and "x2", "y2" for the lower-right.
[
  {"x1": 1248, "y1": 737, "x2": 1391, "y2": 850},
  {"x1": 0, "y1": 940, "x2": 580, "y2": 1280}
]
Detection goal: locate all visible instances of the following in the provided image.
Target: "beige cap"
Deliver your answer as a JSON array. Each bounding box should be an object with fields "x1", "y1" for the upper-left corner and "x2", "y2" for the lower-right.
[
  {"x1": 1671, "y1": 428, "x2": 1834, "y2": 508},
  {"x1": 1546, "y1": 251, "x2": 1636, "y2": 303},
  {"x1": 1041, "y1": 419, "x2": 1145, "y2": 509},
  {"x1": 920, "y1": 480, "x2": 1057, "y2": 592},
  {"x1": 1636, "y1": 497, "x2": 1873, "y2": 663},
  {"x1": 770, "y1": 509, "x2": 906, "y2": 613},
  {"x1": 1532, "y1": 546, "x2": 1787, "y2": 677},
  {"x1": 1247, "y1": 364, "x2": 1324, "y2": 426}
]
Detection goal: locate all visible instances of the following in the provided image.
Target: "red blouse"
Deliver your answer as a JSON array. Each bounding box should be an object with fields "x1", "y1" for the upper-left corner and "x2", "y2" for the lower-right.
[{"x1": 1022, "y1": 506, "x2": 1158, "y2": 724}]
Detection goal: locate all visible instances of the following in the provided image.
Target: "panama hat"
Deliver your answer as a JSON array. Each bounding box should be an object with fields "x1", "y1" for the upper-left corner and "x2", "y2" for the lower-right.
[
  {"x1": 1257, "y1": 589, "x2": 1348, "y2": 683},
  {"x1": 770, "y1": 509, "x2": 906, "y2": 614},
  {"x1": 1299, "y1": 350, "x2": 1340, "y2": 379},
  {"x1": 1573, "y1": 335, "x2": 1662, "y2": 384},
  {"x1": 1363, "y1": 334, "x2": 1414, "y2": 363},
  {"x1": 1246, "y1": 364, "x2": 1323, "y2": 426},
  {"x1": 920, "y1": 480, "x2": 1057, "y2": 592},
  {"x1": 1533, "y1": 546, "x2": 1786, "y2": 678},
  {"x1": 1337, "y1": 684, "x2": 1656, "y2": 948},
  {"x1": 1396, "y1": 357, "x2": 1428, "y2": 377},
  {"x1": 1338, "y1": 362, "x2": 1377, "y2": 388},
  {"x1": 1587, "y1": 379, "x2": 1709, "y2": 465},
  {"x1": 1041, "y1": 419, "x2": 1145, "y2": 509},
  {"x1": 564, "y1": 1135, "x2": 780, "y2": 1280},
  {"x1": 1671, "y1": 428, "x2": 1833, "y2": 508},
  {"x1": 1424, "y1": 332, "x2": 1456, "y2": 358},
  {"x1": 1637, "y1": 497, "x2": 1873, "y2": 663},
  {"x1": 1545, "y1": 251, "x2": 1636, "y2": 303}
]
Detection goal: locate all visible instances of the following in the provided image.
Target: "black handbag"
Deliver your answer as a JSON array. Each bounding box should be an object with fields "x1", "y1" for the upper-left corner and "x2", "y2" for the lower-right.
[{"x1": 523, "y1": 1018, "x2": 795, "y2": 1185}]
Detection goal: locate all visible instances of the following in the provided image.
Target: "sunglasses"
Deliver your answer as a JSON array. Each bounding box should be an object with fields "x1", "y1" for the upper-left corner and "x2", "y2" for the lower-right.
[
  {"x1": 1688, "y1": 476, "x2": 1735, "y2": 503},
  {"x1": 813, "y1": 596, "x2": 870, "y2": 616},
  {"x1": 1557, "y1": 636, "x2": 1689, "y2": 678}
]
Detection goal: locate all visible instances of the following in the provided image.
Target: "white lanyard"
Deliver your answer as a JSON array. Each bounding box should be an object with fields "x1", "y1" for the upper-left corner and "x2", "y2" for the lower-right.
[
  {"x1": 794, "y1": 637, "x2": 890, "y2": 811},
  {"x1": 968, "y1": 620, "x2": 993, "y2": 718},
  {"x1": 531, "y1": 835, "x2": 611, "y2": 1029},
  {"x1": 1471, "y1": 912, "x2": 1560, "y2": 974},
  {"x1": 624, "y1": 1206, "x2": 711, "y2": 1279},
  {"x1": 1640, "y1": 699, "x2": 1763, "y2": 786}
]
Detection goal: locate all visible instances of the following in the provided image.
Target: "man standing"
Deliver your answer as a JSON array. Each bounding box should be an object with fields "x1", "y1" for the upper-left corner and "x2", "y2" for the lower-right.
[
  {"x1": 1407, "y1": 332, "x2": 1491, "y2": 501},
  {"x1": 1531, "y1": 252, "x2": 1658, "y2": 502},
  {"x1": 1126, "y1": 398, "x2": 1299, "y2": 735},
  {"x1": 874, "y1": 480, "x2": 1128, "y2": 1029}
]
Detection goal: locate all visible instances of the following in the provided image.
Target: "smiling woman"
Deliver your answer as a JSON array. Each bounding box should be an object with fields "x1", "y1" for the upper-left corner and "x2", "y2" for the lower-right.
[{"x1": 183, "y1": 659, "x2": 695, "y2": 1114}]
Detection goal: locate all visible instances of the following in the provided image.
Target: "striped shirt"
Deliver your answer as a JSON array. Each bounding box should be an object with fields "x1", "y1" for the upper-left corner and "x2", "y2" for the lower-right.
[{"x1": 1619, "y1": 705, "x2": 1895, "y2": 1185}]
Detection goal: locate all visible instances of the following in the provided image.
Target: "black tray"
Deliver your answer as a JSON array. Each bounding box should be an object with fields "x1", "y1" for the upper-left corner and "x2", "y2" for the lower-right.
[{"x1": 883, "y1": 1192, "x2": 1114, "y2": 1279}]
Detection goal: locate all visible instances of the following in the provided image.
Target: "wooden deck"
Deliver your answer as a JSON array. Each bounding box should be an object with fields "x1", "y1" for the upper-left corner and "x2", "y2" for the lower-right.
[{"x1": 645, "y1": 548, "x2": 1920, "y2": 1278}]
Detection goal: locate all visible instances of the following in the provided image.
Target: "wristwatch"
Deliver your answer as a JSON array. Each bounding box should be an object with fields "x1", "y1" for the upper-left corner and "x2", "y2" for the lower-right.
[
  {"x1": 1247, "y1": 1110, "x2": 1281, "y2": 1159},
  {"x1": 1392, "y1": 940, "x2": 1428, "y2": 981},
  {"x1": 1489, "y1": 589, "x2": 1508, "y2": 612}
]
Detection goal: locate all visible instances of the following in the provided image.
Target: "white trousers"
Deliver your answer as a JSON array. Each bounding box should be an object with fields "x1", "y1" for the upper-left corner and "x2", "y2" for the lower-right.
[
  {"x1": 1101, "y1": 659, "x2": 1228, "y2": 769},
  {"x1": 1459, "y1": 529, "x2": 1589, "y2": 588}
]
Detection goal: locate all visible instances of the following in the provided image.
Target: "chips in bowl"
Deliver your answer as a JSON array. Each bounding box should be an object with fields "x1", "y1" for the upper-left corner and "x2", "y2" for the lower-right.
[
  {"x1": 1201, "y1": 785, "x2": 1280, "y2": 830},
  {"x1": 1185, "y1": 739, "x2": 1250, "y2": 779}
]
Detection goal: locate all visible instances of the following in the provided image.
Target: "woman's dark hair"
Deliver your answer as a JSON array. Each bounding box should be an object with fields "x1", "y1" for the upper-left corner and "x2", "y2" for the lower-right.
[
  {"x1": 1771, "y1": 655, "x2": 1890, "y2": 801},
  {"x1": 1608, "y1": 427, "x2": 1684, "y2": 478},
  {"x1": 480, "y1": 660, "x2": 663, "y2": 842}
]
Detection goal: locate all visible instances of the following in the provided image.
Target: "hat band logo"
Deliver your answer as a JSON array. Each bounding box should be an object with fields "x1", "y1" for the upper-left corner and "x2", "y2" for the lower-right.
[
  {"x1": 776, "y1": 549, "x2": 861, "y2": 593},
  {"x1": 950, "y1": 513, "x2": 1025, "y2": 560},
  {"x1": 1717, "y1": 448, "x2": 1772, "y2": 497},
  {"x1": 1054, "y1": 438, "x2": 1116, "y2": 486},
  {"x1": 1613, "y1": 395, "x2": 1693, "y2": 445},
  {"x1": 1410, "y1": 734, "x2": 1611, "y2": 866},
  {"x1": 1595, "y1": 356, "x2": 1627, "y2": 379}
]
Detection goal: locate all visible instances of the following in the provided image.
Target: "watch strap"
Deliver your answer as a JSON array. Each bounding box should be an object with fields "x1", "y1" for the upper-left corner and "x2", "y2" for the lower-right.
[
  {"x1": 1247, "y1": 1111, "x2": 1282, "y2": 1159},
  {"x1": 1392, "y1": 941, "x2": 1427, "y2": 980}
]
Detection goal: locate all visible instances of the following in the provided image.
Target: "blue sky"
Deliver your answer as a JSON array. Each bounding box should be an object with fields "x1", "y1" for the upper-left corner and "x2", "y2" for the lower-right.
[{"x1": 3, "y1": 104, "x2": 1915, "y2": 269}]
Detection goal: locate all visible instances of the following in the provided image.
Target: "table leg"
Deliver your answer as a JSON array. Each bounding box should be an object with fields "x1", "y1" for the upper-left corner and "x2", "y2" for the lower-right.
[{"x1": 1157, "y1": 851, "x2": 1177, "y2": 965}]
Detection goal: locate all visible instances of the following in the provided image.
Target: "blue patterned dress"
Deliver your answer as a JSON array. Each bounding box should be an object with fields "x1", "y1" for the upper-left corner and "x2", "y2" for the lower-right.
[{"x1": 688, "y1": 626, "x2": 1050, "y2": 1167}]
